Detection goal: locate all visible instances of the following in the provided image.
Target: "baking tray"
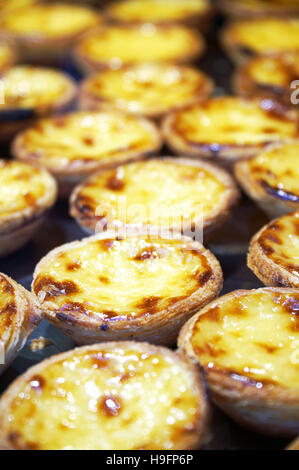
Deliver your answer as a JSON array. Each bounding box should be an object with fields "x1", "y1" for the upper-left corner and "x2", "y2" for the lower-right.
[{"x1": 0, "y1": 9, "x2": 291, "y2": 451}]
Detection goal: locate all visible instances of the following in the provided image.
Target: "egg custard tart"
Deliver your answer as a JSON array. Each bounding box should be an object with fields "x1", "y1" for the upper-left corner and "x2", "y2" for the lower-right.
[
  {"x1": 0, "y1": 341, "x2": 209, "y2": 450},
  {"x1": 0, "y1": 42, "x2": 15, "y2": 72},
  {"x1": 70, "y1": 158, "x2": 239, "y2": 239},
  {"x1": 220, "y1": 0, "x2": 299, "y2": 20},
  {"x1": 105, "y1": 0, "x2": 213, "y2": 30},
  {"x1": 221, "y1": 18, "x2": 299, "y2": 66},
  {"x1": 0, "y1": 273, "x2": 41, "y2": 375},
  {"x1": 234, "y1": 53, "x2": 299, "y2": 108},
  {"x1": 0, "y1": 3, "x2": 102, "y2": 64},
  {"x1": 74, "y1": 24, "x2": 205, "y2": 74},
  {"x1": 79, "y1": 63, "x2": 214, "y2": 120},
  {"x1": 0, "y1": 160, "x2": 57, "y2": 257},
  {"x1": 248, "y1": 211, "x2": 299, "y2": 289},
  {"x1": 0, "y1": 0, "x2": 38, "y2": 15},
  {"x1": 0, "y1": 65, "x2": 77, "y2": 143},
  {"x1": 235, "y1": 142, "x2": 299, "y2": 219},
  {"x1": 12, "y1": 111, "x2": 161, "y2": 198},
  {"x1": 163, "y1": 97, "x2": 299, "y2": 168},
  {"x1": 32, "y1": 232, "x2": 222, "y2": 346},
  {"x1": 179, "y1": 287, "x2": 299, "y2": 437}
]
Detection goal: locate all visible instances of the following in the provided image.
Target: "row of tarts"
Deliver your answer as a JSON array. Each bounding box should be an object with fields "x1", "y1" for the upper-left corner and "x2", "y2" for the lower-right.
[{"x1": 0, "y1": 0, "x2": 299, "y2": 452}]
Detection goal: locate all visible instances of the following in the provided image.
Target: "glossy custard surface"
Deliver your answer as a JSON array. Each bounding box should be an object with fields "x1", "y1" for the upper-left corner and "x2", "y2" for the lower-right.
[
  {"x1": 191, "y1": 289, "x2": 299, "y2": 388},
  {"x1": 229, "y1": 19, "x2": 299, "y2": 54},
  {"x1": 33, "y1": 236, "x2": 214, "y2": 321},
  {"x1": 72, "y1": 159, "x2": 227, "y2": 228},
  {"x1": 83, "y1": 64, "x2": 211, "y2": 115},
  {"x1": 76, "y1": 25, "x2": 202, "y2": 65},
  {"x1": 17, "y1": 111, "x2": 158, "y2": 167},
  {"x1": 0, "y1": 4, "x2": 100, "y2": 38},
  {"x1": 107, "y1": 0, "x2": 209, "y2": 22},
  {"x1": 0, "y1": 160, "x2": 51, "y2": 220},
  {"x1": 0, "y1": 66, "x2": 72, "y2": 109},
  {"x1": 171, "y1": 97, "x2": 298, "y2": 146},
  {"x1": 257, "y1": 212, "x2": 299, "y2": 278},
  {"x1": 2, "y1": 345, "x2": 202, "y2": 450}
]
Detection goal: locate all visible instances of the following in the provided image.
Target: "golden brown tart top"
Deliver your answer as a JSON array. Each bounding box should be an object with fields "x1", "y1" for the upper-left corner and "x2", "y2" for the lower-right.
[
  {"x1": 0, "y1": 3, "x2": 101, "y2": 40},
  {"x1": 223, "y1": 18, "x2": 299, "y2": 57},
  {"x1": 0, "y1": 160, "x2": 57, "y2": 232},
  {"x1": 75, "y1": 24, "x2": 204, "y2": 70},
  {"x1": 0, "y1": 66, "x2": 76, "y2": 111},
  {"x1": 70, "y1": 158, "x2": 239, "y2": 234},
  {"x1": 250, "y1": 211, "x2": 299, "y2": 284},
  {"x1": 163, "y1": 97, "x2": 299, "y2": 157},
  {"x1": 0, "y1": 274, "x2": 21, "y2": 350},
  {"x1": 80, "y1": 63, "x2": 213, "y2": 118},
  {"x1": 236, "y1": 142, "x2": 299, "y2": 206},
  {"x1": 32, "y1": 233, "x2": 221, "y2": 324},
  {"x1": 105, "y1": 0, "x2": 211, "y2": 24},
  {"x1": 12, "y1": 111, "x2": 161, "y2": 174},
  {"x1": 179, "y1": 288, "x2": 299, "y2": 391},
  {"x1": 0, "y1": 342, "x2": 208, "y2": 450}
]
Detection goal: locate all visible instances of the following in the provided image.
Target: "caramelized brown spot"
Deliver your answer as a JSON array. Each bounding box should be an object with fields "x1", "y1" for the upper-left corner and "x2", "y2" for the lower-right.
[
  {"x1": 99, "y1": 276, "x2": 110, "y2": 284},
  {"x1": 24, "y1": 193, "x2": 36, "y2": 207},
  {"x1": 1, "y1": 300, "x2": 17, "y2": 316},
  {"x1": 66, "y1": 261, "x2": 81, "y2": 272},
  {"x1": 120, "y1": 372, "x2": 135, "y2": 383},
  {"x1": 59, "y1": 302, "x2": 90, "y2": 316},
  {"x1": 34, "y1": 276, "x2": 80, "y2": 300},
  {"x1": 106, "y1": 174, "x2": 125, "y2": 191},
  {"x1": 82, "y1": 136, "x2": 94, "y2": 146},
  {"x1": 54, "y1": 116, "x2": 67, "y2": 127},
  {"x1": 99, "y1": 396, "x2": 121, "y2": 417},
  {"x1": 0, "y1": 277, "x2": 14, "y2": 294},
  {"x1": 255, "y1": 343, "x2": 279, "y2": 354},
  {"x1": 133, "y1": 246, "x2": 161, "y2": 261},
  {"x1": 135, "y1": 296, "x2": 161, "y2": 315},
  {"x1": 29, "y1": 375, "x2": 45, "y2": 392},
  {"x1": 99, "y1": 239, "x2": 114, "y2": 251},
  {"x1": 265, "y1": 233, "x2": 282, "y2": 245},
  {"x1": 197, "y1": 269, "x2": 213, "y2": 287},
  {"x1": 167, "y1": 296, "x2": 186, "y2": 307},
  {"x1": 293, "y1": 219, "x2": 299, "y2": 236},
  {"x1": 207, "y1": 305, "x2": 220, "y2": 322},
  {"x1": 92, "y1": 353, "x2": 110, "y2": 369}
]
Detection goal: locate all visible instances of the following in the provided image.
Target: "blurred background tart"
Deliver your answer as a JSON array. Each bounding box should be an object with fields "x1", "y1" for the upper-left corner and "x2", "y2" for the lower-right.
[
  {"x1": 234, "y1": 52, "x2": 299, "y2": 108},
  {"x1": 0, "y1": 160, "x2": 57, "y2": 257},
  {"x1": 221, "y1": 18, "x2": 299, "y2": 65},
  {"x1": 70, "y1": 157, "x2": 239, "y2": 240},
  {"x1": 12, "y1": 110, "x2": 162, "y2": 197},
  {"x1": 220, "y1": 0, "x2": 299, "y2": 20},
  {"x1": 248, "y1": 211, "x2": 299, "y2": 288},
  {"x1": 0, "y1": 65, "x2": 77, "y2": 142},
  {"x1": 0, "y1": 3, "x2": 102, "y2": 64},
  {"x1": 179, "y1": 287, "x2": 299, "y2": 437},
  {"x1": 32, "y1": 232, "x2": 222, "y2": 345},
  {"x1": 0, "y1": 342, "x2": 209, "y2": 450},
  {"x1": 235, "y1": 141, "x2": 299, "y2": 218},
  {"x1": 74, "y1": 24, "x2": 205, "y2": 74},
  {"x1": 79, "y1": 63, "x2": 214, "y2": 120},
  {"x1": 105, "y1": 0, "x2": 213, "y2": 31},
  {"x1": 0, "y1": 42, "x2": 15, "y2": 72},
  {"x1": 163, "y1": 96, "x2": 299, "y2": 168}
]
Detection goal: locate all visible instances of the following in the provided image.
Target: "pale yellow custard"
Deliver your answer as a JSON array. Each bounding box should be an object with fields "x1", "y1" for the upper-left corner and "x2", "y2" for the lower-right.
[
  {"x1": 0, "y1": 66, "x2": 74, "y2": 109},
  {"x1": 0, "y1": 4, "x2": 101, "y2": 39},
  {"x1": 106, "y1": 0, "x2": 210, "y2": 23},
  {"x1": 33, "y1": 235, "x2": 216, "y2": 321},
  {"x1": 75, "y1": 24, "x2": 203, "y2": 69},
  {"x1": 0, "y1": 344, "x2": 203, "y2": 450},
  {"x1": 246, "y1": 142, "x2": 299, "y2": 203},
  {"x1": 190, "y1": 289, "x2": 299, "y2": 389},
  {"x1": 81, "y1": 63, "x2": 213, "y2": 117},
  {"x1": 169, "y1": 97, "x2": 299, "y2": 146},
  {"x1": 228, "y1": 18, "x2": 299, "y2": 55},
  {"x1": 255, "y1": 211, "x2": 299, "y2": 279},
  {"x1": 0, "y1": 160, "x2": 55, "y2": 222}
]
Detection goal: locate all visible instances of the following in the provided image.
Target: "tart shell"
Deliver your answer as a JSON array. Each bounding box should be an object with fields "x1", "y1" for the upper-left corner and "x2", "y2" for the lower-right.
[
  {"x1": 32, "y1": 232, "x2": 223, "y2": 346},
  {"x1": 178, "y1": 288, "x2": 299, "y2": 437},
  {"x1": 0, "y1": 273, "x2": 41, "y2": 375},
  {"x1": 220, "y1": 0, "x2": 299, "y2": 20},
  {"x1": 0, "y1": 341, "x2": 210, "y2": 450},
  {"x1": 248, "y1": 212, "x2": 299, "y2": 288}
]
